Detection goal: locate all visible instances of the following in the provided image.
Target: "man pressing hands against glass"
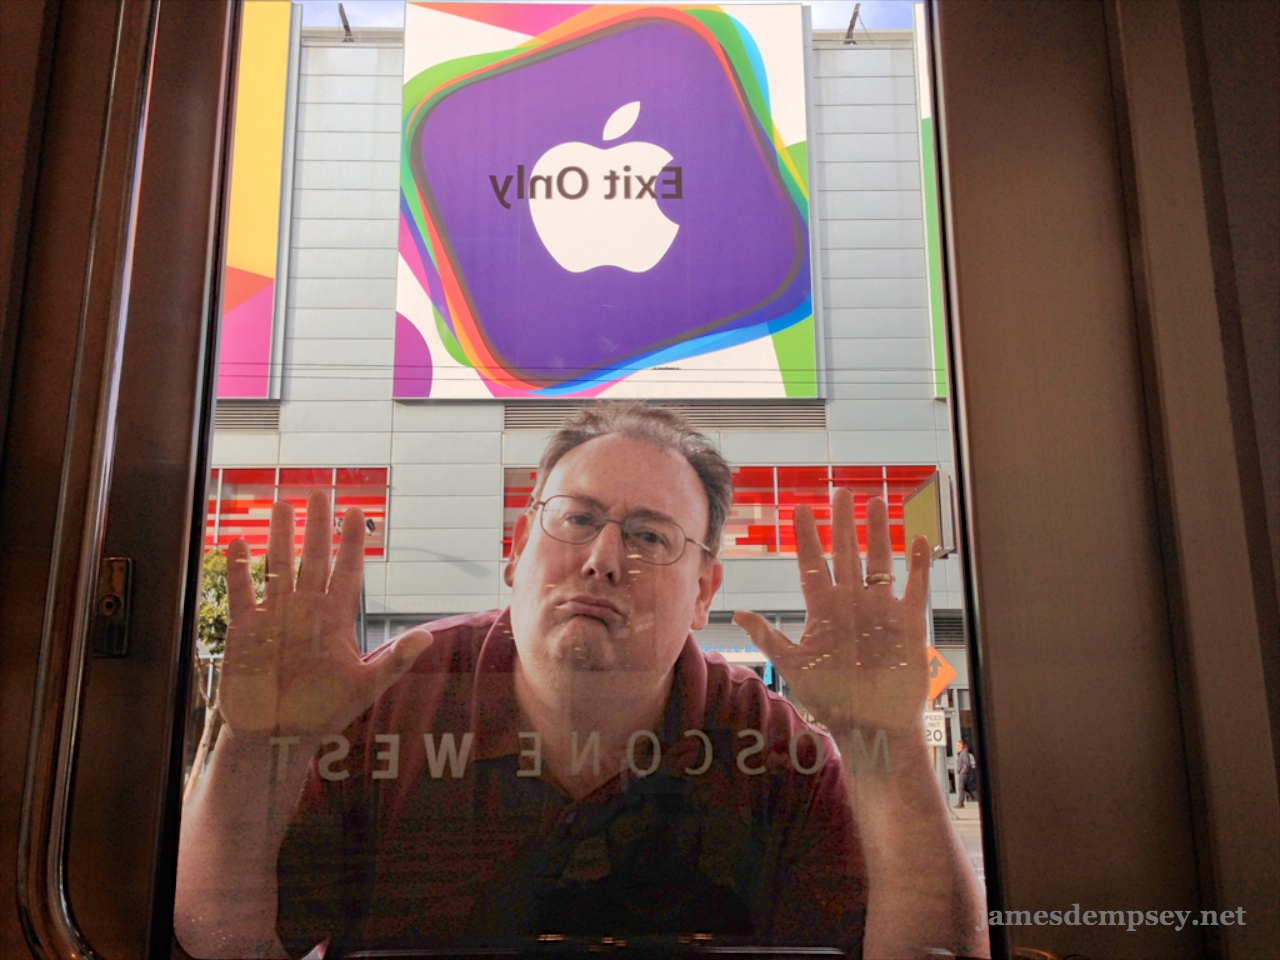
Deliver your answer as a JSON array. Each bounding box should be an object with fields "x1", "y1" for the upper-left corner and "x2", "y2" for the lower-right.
[{"x1": 176, "y1": 403, "x2": 986, "y2": 958}]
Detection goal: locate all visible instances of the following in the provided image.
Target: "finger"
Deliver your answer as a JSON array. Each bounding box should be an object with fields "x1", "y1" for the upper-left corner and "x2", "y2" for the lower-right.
[
  {"x1": 864, "y1": 496, "x2": 893, "y2": 582},
  {"x1": 265, "y1": 499, "x2": 297, "y2": 600},
  {"x1": 297, "y1": 489, "x2": 333, "y2": 593},
  {"x1": 225, "y1": 540, "x2": 257, "y2": 618},
  {"x1": 733, "y1": 611, "x2": 797, "y2": 665},
  {"x1": 365, "y1": 629, "x2": 434, "y2": 701},
  {"x1": 329, "y1": 506, "x2": 367, "y2": 616},
  {"x1": 830, "y1": 487, "x2": 862, "y2": 588},
  {"x1": 901, "y1": 534, "x2": 932, "y2": 615},
  {"x1": 792, "y1": 503, "x2": 832, "y2": 610}
]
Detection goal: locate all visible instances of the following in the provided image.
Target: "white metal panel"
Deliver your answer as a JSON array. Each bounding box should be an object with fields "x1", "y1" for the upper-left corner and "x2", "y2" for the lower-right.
[
  {"x1": 814, "y1": 48, "x2": 911, "y2": 78},
  {"x1": 817, "y1": 218, "x2": 924, "y2": 248},
  {"x1": 294, "y1": 130, "x2": 400, "y2": 161},
  {"x1": 301, "y1": 44, "x2": 402, "y2": 76},
  {"x1": 813, "y1": 132, "x2": 921, "y2": 162},
  {"x1": 392, "y1": 402, "x2": 504, "y2": 433},
  {"x1": 391, "y1": 430, "x2": 503, "y2": 464},
  {"x1": 816, "y1": 160, "x2": 923, "y2": 191},
  {"x1": 291, "y1": 188, "x2": 399, "y2": 221},
  {"x1": 503, "y1": 431, "x2": 557, "y2": 466},
  {"x1": 822, "y1": 277, "x2": 929, "y2": 309},
  {"x1": 291, "y1": 217, "x2": 398, "y2": 247},
  {"x1": 815, "y1": 104, "x2": 919, "y2": 134},
  {"x1": 820, "y1": 189, "x2": 925, "y2": 220},
  {"x1": 821, "y1": 248, "x2": 927, "y2": 279},
  {"x1": 825, "y1": 307, "x2": 930, "y2": 338},
  {"x1": 290, "y1": 247, "x2": 396, "y2": 279},
  {"x1": 826, "y1": 398, "x2": 940, "y2": 431},
  {"x1": 285, "y1": 374, "x2": 390, "y2": 402},
  {"x1": 210, "y1": 431, "x2": 282, "y2": 464},
  {"x1": 278, "y1": 430, "x2": 391, "y2": 464},
  {"x1": 292, "y1": 159, "x2": 399, "y2": 191},
  {"x1": 718, "y1": 558, "x2": 804, "y2": 592},
  {"x1": 360, "y1": 560, "x2": 387, "y2": 599},
  {"x1": 278, "y1": 399, "x2": 392, "y2": 433},
  {"x1": 299, "y1": 73, "x2": 401, "y2": 103},
  {"x1": 286, "y1": 332, "x2": 393, "y2": 367},
  {"x1": 827, "y1": 378, "x2": 938, "y2": 401},
  {"x1": 812, "y1": 75, "x2": 917, "y2": 104},
  {"x1": 713, "y1": 591, "x2": 806, "y2": 612},
  {"x1": 386, "y1": 526, "x2": 500, "y2": 561},
  {"x1": 384, "y1": 560, "x2": 503, "y2": 595},
  {"x1": 392, "y1": 463, "x2": 503, "y2": 498},
  {"x1": 391, "y1": 494, "x2": 502, "y2": 530},
  {"x1": 828, "y1": 430, "x2": 939, "y2": 463},
  {"x1": 378, "y1": 594, "x2": 505, "y2": 616},
  {"x1": 295, "y1": 101, "x2": 400, "y2": 133},
  {"x1": 289, "y1": 275, "x2": 396, "y2": 308},
  {"x1": 288, "y1": 307, "x2": 393, "y2": 339},
  {"x1": 716, "y1": 431, "x2": 830, "y2": 464},
  {"x1": 827, "y1": 336, "x2": 933, "y2": 370}
]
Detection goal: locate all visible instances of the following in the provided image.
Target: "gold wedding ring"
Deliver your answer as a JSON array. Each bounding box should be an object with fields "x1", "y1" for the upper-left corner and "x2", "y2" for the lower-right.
[{"x1": 864, "y1": 572, "x2": 895, "y2": 586}]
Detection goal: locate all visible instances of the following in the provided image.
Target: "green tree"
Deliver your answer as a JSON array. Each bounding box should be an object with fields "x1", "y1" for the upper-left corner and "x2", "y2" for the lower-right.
[{"x1": 198, "y1": 548, "x2": 265, "y2": 656}]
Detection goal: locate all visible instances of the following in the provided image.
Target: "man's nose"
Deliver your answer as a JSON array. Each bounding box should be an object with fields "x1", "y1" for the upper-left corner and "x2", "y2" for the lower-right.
[{"x1": 581, "y1": 520, "x2": 630, "y2": 582}]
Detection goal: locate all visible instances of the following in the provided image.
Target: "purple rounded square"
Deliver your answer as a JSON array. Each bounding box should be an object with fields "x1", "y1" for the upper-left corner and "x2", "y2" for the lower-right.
[{"x1": 412, "y1": 17, "x2": 808, "y2": 386}]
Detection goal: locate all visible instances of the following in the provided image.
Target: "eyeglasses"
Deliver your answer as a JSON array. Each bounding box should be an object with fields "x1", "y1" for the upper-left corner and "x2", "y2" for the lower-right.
[{"x1": 531, "y1": 495, "x2": 714, "y2": 566}]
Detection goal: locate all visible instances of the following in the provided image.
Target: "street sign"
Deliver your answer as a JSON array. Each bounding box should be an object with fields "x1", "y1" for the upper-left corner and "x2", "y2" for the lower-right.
[
  {"x1": 903, "y1": 470, "x2": 956, "y2": 559},
  {"x1": 926, "y1": 645, "x2": 958, "y2": 703},
  {"x1": 924, "y1": 710, "x2": 946, "y2": 747}
]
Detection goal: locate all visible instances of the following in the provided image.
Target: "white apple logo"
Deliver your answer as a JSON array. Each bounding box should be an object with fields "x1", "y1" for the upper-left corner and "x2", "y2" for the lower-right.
[{"x1": 529, "y1": 101, "x2": 679, "y2": 273}]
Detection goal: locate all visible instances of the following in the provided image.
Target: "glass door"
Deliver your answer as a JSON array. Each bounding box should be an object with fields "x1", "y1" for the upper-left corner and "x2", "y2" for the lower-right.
[{"x1": 7, "y1": 2, "x2": 1274, "y2": 959}]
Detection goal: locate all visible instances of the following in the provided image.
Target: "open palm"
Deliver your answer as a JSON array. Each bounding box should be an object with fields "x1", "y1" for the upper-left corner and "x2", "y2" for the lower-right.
[
  {"x1": 735, "y1": 491, "x2": 931, "y2": 735},
  {"x1": 218, "y1": 489, "x2": 431, "y2": 741}
]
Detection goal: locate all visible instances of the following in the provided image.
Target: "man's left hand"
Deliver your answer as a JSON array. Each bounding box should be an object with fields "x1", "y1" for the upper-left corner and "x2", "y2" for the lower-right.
[{"x1": 734, "y1": 490, "x2": 931, "y2": 736}]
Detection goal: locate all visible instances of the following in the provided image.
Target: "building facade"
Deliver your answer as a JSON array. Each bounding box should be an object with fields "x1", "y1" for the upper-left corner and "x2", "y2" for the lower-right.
[{"x1": 208, "y1": 15, "x2": 969, "y2": 706}]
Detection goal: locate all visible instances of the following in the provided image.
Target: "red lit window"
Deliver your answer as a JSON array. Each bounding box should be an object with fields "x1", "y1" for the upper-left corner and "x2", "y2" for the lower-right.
[
  {"x1": 500, "y1": 464, "x2": 937, "y2": 560},
  {"x1": 204, "y1": 467, "x2": 388, "y2": 558},
  {"x1": 777, "y1": 466, "x2": 832, "y2": 553},
  {"x1": 723, "y1": 467, "x2": 778, "y2": 556},
  {"x1": 214, "y1": 468, "x2": 277, "y2": 553},
  {"x1": 727, "y1": 465, "x2": 938, "y2": 557},
  {"x1": 502, "y1": 467, "x2": 538, "y2": 559},
  {"x1": 831, "y1": 466, "x2": 888, "y2": 551},
  {"x1": 336, "y1": 468, "x2": 389, "y2": 557}
]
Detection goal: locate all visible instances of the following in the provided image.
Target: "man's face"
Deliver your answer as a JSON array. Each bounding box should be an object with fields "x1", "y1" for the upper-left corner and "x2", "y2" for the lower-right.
[{"x1": 506, "y1": 435, "x2": 723, "y2": 686}]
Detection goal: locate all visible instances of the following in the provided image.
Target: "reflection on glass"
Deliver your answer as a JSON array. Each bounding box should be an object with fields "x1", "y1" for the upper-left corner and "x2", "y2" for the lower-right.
[
  {"x1": 176, "y1": 405, "x2": 987, "y2": 959},
  {"x1": 175, "y1": 3, "x2": 987, "y2": 957}
]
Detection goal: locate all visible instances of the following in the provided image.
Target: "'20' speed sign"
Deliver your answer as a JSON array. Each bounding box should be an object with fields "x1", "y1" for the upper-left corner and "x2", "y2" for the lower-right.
[{"x1": 924, "y1": 711, "x2": 947, "y2": 746}]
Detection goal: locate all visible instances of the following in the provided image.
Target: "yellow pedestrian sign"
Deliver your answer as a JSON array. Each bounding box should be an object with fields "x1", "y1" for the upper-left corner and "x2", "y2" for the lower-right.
[{"x1": 927, "y1": 646, "x2": 957, "y2": 703}]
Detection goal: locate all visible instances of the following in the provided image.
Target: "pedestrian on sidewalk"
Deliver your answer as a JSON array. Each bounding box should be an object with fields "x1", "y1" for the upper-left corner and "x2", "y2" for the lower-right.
[{"x1": 956, "y1": 740, "x2": 979, "y2": 807}]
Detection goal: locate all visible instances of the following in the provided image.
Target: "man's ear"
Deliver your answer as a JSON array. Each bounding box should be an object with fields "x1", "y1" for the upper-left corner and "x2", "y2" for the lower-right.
[
  {"x1": 504, "y1": 511, "x2": 532, "y2": 587},
  {"x1": 689, "y1": 556, "x2": 723, "y2": 631}
]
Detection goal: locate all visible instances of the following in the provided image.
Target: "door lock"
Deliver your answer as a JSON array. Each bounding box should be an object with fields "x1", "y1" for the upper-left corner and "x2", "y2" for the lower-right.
[{"x1": 92, "y1": 557, "x2": 134, "y2": 657}]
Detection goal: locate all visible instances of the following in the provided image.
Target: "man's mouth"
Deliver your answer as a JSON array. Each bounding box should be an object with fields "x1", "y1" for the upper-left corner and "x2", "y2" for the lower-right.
[{"x1": 558, "y1": 596, "x2": 625, "y2": 628}]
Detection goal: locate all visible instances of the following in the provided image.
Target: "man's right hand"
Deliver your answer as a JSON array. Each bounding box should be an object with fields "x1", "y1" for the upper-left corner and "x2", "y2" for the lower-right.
[
  {"x1": 218, "y1": 488, "x2": 432, "y2": 743},
  {"x1": 177, "y1": 490, "x2": 431, "y2": 958}
]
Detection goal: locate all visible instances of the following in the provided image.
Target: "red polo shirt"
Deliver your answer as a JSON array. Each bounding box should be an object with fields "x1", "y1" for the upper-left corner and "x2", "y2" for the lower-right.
[{"x1": 277, "y1": 609, "x2": 867, "y2": 956}]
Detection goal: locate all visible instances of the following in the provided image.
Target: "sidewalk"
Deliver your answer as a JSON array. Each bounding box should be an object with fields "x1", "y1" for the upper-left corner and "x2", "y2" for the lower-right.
[
  {"x1": 950, "y1": 801, "x2": 982, "y2": 820},
  {"x1": 947, "y1": 800, "x2": 986, "y2": 882}
]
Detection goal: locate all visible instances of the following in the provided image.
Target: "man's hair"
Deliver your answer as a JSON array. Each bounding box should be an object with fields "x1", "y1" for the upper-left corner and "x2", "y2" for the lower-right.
[{"x1": 533, "y1": 402, "x2": 733, "y2": 556}]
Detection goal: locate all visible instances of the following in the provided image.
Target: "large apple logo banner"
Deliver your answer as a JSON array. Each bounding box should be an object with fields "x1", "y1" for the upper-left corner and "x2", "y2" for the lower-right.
[{"x1": 395, "y1": 3, "x2": 814, "y2": 399}]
